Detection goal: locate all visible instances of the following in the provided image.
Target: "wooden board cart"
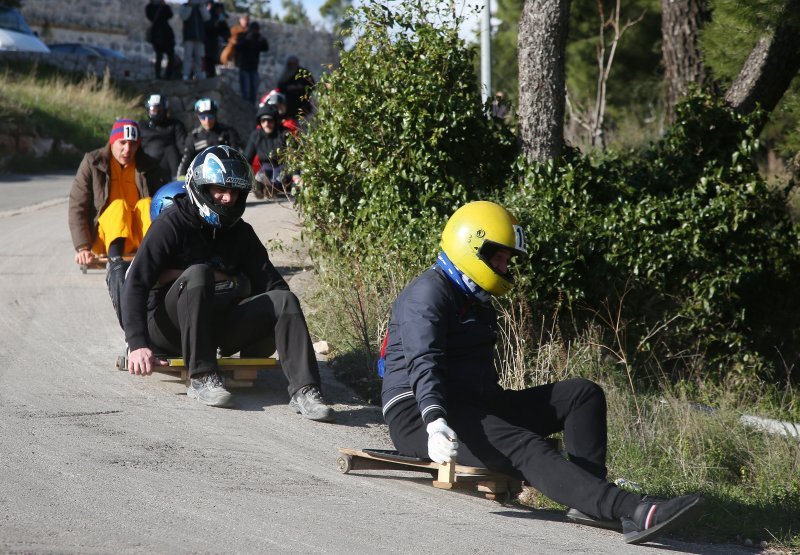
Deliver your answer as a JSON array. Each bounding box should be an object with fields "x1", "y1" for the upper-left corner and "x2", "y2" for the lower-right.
[
  {"x1": 336, "y1": 447, "x2": 525, "y2": 502},
  {"x1": 79, "y1": 255, "x2": 134, "y2": 274},
  {"x1": 115, "y1": 355, "x2": 280, "y2": 388}
]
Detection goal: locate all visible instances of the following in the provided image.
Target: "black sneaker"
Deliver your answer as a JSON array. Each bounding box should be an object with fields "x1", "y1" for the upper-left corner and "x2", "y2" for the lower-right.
[
  {"x1": 622, "y1": 494, "x2": 705, "y2": 545},
  {"x1": 187, "y1": 371, "x2": 233, "y2": 407},
  {"x1": 565, "y1": 508, "x2": 622, "y2": 531},
  {"x1": 289, "y1": 385, "x2": 335, "y2": 422}
]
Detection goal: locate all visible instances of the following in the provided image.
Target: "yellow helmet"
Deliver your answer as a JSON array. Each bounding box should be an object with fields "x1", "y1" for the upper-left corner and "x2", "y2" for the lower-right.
[{"x1": 440, "y1": 201, "x2": 526, "y2": 297}]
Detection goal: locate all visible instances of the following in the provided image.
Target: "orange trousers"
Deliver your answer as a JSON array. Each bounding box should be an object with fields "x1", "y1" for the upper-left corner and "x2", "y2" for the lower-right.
[{"x1": 90, "y1": 198, "x2": 152, "y2": 255}]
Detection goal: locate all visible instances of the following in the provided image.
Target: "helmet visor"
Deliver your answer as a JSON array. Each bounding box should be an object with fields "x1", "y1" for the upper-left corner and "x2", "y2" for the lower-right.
[
  {"x1": 192, "y1": 153, "x2": 252, "y2": 191},
  {"x1": 478, "y1": 242, "x2": 514, "y2": 282}
]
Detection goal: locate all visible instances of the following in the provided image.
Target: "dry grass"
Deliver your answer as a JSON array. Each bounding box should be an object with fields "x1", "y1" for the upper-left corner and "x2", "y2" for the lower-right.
[{"x1": 0, "y1": 61, "x2": 140, "y2": 172}]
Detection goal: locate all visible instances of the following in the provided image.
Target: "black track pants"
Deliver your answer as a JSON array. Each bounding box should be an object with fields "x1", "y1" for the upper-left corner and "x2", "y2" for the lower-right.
[
  {"x1": 147, "y1": 264, "x2": 321, "y2": 396},
  {"x1": 106, "y1": 258, "x2": 130, "y2": 331},
  {"x1": 385, "y1": 378, "x2": 641, "y2": 521}
]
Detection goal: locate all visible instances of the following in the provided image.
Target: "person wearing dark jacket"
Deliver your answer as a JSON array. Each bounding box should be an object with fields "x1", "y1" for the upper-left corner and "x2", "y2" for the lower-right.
[
  {"x1": 180, "y1": 0, "x2": 209, "y2": 80},
  {"x1": 277, "y1": 55, "x2": 315, "y2": 119},
  {"x1": 203, "y1": 2, "x2": 230, "y2": 78},
  {"x1": 177, "y1": 98, "x2": 240, "y2": 177},
  {"x1": 122, "y1": 145, "x2": 334, "y2": 420},
  {"x1": 140, "y1": 93, "x2": 187, "y2": 179},
  {"x1": 145, "y1": 0, "x2": 176, "y2": 80},
  {"x1": 380, "y1": 201, "x2": 706, "y2": 546},
  {"x1": 243, "y1": 104, "x2": 285, "y2": 198},
  {"x1": 235, "y1": 21, "x2": 269, "y2": 105}
]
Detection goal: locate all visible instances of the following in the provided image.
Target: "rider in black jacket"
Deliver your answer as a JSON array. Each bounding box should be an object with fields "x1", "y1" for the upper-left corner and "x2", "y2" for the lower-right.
[
  {"x1": 243, "y1": 104, "x2": 286, "y2": 198},
  {"x1": 177, "y1": 98, "x2": 240, "y2": 178},
  {"x1": 381, "y1": 201, "x2": 705, "y2": 546},
  {"x1": 122, "y1": 145, "x2": 334, "y2": 420},
  {"x1": 140, "y1": 93, "x2": 187, "y2": 179}
]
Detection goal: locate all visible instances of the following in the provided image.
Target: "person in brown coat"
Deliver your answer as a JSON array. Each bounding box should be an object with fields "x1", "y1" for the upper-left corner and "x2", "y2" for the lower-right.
[
  {"x1": 219, "y1": 13, "x2": 248, "y2": 66},
  {"x1": 69, "y1": 119, "x2": 169, "y2": 328}
]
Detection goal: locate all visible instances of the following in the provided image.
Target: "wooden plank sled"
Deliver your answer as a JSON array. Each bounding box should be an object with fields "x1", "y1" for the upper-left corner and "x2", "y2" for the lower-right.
[
  {"x1": 115, "y1": 355, "x2": 280, "y2": 388},
  {"x1": 336, "y1": 447, "x2": 524, "y2": 501},
  {"x1": 80, "y1": 255, "x2": 134, "y2": 274}
]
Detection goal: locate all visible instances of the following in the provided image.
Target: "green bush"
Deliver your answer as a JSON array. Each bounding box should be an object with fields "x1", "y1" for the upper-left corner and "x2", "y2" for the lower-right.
[
  {"x1": 287, "y1": 0, "x2": 516, "y2": 272},
  {"x1": 505, "y1": 92, "x2": 800, "y2": 383}
]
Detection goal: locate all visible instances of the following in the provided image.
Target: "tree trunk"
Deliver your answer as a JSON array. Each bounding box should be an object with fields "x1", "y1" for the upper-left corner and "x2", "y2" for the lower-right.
[
  {"x1": 660, "y1": 0, "x2": 711, "y2": 122},
  {"x1": 517, "y1": 0, "x2": 571, "y2": 163},
  {"x1": 725, "y1": 0, "x2": 800, "y2": 121}
]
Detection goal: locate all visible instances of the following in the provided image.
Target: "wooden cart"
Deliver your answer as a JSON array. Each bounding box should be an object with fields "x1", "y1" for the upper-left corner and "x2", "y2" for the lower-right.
[{"x1": 336, "y1": 447, "x2": 525, "y2": 502}]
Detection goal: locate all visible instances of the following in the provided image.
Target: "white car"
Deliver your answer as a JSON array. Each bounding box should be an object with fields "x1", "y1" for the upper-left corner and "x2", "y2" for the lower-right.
[{"x1": 0, "y1": 7, "x2": 50, "y2": 53}]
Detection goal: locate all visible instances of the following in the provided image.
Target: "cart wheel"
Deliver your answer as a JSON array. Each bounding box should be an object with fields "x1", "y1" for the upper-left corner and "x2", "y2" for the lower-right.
[
  {"x1": 336, "y1": 455, "x2": 353, "y2": 474},
  {"x1": 115, "y1": 355, "x2": 128, "y2": 370},
  {"x1": 80, "y1": 264, "x2": 88, "y2": 275}
]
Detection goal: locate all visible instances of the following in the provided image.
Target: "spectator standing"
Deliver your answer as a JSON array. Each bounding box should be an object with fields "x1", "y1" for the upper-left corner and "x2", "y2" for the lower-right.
[
  {"x1": 277, "y1": 55, "x2": 315, "y2": 120},
  {"x1": 491, "y1": 91, "x2": 510, "y2": 123},
  {"x1": 220, "y1": 14, "x2": 249, "y2": 66},
  {"x1": 203, "y1": 2, "x2": 230, "y2": 78},
  {"x1": 145, "y1": 0, "x2": 175, "y2": 80},
  {"x1": 235, "y1": 21, "x2": 269, "y2": 106},
  {"x1": 179, "y1": 0, "x2": 209, "y2": 80}
]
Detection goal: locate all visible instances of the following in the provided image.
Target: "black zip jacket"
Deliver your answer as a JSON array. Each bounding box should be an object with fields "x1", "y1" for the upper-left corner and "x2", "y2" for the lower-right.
[
  {"x1": 140, "y1": 117, "x2": 187, "y2": 177},
  {"x1": 122, "y1": 196, "x2": 289, "y2": 351},
  {"x1": 177, "y1": 122, "x2": 240, "y2": 177},
  {"x1": 380, "y1": 266, "x2": 502, "y2": 425},
  {"x1": 235, "y1": 30, "x2": 268, "y2": 72},
  {"x1": 243, "y1": 127, "x2": 285, "y2": 167}
]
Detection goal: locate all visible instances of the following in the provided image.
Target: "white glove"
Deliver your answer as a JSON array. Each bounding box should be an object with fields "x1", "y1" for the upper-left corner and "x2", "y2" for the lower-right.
[{"x1": 426, "y1": 418, "x2": 459, "y2": 464}]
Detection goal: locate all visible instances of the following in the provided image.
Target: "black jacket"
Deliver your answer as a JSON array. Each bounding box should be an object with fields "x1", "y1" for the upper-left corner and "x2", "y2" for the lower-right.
[
  {"x1": 235, "y1": 29, "x2": 268, "y2": 72},
  {"x1": 140, "y1": 117, "x2": 187, "y2": 178},
  {"x1": 380, "y1": 266, "x2": 502, "y2": 424},
  {"x1": 122, "y1": 196, "x2": 289, "y2": 351},
  {"x1": 177, "y1": 122, "x2": 240, "y2": 177},
  {"x1": 145, "y1": 1, "x2": 175, "y2": 49},
  {"x1": 204, "y1": 13, "x2": 230, "y2": 60},
  {"x1": 277, "y1": 67, "x2": 315, "y2": 119},
  {"x1": 243, "y1": 126, "x2": 285, "y2": 167},
  {"x1": 180, "y1": 2, "x2": 207, "y2": 42}
]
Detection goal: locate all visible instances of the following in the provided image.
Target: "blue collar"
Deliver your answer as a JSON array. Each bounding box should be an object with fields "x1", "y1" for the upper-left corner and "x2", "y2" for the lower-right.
[{"x1": 436, "y1": 251, "x2": 491, "y2": 303}]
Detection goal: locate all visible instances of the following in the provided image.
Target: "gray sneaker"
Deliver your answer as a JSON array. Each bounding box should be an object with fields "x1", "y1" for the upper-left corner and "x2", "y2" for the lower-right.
[
  {"x1": 187, "y1": 371, "x2": 233, "y2": 407},
  {"x1": 289, "y1": 385, "x2": 335, "y2": 422}
]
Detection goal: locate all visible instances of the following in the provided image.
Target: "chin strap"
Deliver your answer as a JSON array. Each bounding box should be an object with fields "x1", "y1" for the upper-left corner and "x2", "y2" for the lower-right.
[{"x1": 436, "y1": 251, "x2": 492, "y2": 304}]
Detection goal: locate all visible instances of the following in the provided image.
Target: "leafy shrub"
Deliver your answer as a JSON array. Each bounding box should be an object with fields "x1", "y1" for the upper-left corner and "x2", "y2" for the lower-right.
[
  {"x1": 505, "y1": 92, "x2": 800, "y2": 383},
  {"x1": 287, "y1": 0, "x2": 516, "y2": 273}
]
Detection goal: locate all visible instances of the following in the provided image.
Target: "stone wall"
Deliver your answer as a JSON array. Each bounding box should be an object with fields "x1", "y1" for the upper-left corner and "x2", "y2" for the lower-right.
[{"x1": 19, "y1": 0, "x2": 339, "y2": 99}]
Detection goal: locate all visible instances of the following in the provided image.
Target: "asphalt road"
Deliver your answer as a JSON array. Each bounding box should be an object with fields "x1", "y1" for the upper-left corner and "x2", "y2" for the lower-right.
[{"x1": 0, "y1": 174, "x2": 753, "y2": 554}]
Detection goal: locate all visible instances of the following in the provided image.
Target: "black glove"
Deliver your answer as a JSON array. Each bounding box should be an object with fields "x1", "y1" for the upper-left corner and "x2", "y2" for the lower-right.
[{"x1": 212, "y1": 273, "x2": 251, "y2": 311}]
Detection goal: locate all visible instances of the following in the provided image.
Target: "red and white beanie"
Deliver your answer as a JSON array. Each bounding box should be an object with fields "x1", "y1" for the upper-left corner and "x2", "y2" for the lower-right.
[{"x1": 109, "y1": 119, "x2": 141, "y2": 146}]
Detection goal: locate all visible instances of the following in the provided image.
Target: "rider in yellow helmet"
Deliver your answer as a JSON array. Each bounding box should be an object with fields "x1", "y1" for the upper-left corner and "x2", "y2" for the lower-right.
[{"x1": 380, "y1": 201, "x2": 704, "y2": 546}]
